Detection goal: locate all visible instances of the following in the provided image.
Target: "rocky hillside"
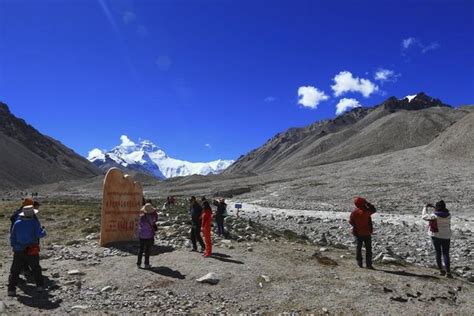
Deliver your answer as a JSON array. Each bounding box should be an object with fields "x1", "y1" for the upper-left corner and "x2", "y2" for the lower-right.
[
  {"x1": 225, "y1": 93, "x2": 469, "y2": 174},
  {"x1": 0, "y1": 102, "x2": 101, "y2": 189}
]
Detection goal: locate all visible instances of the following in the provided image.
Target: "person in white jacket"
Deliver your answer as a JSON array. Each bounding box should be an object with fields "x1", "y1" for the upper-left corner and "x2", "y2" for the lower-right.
[{"x1": 422, "y1": 200, "x2": 452, "y2": 278}]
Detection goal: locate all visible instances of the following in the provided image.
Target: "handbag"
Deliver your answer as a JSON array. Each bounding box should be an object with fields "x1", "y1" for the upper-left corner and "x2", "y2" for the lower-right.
[{"x1": 26, "y1": 243, "x2": 40, "y2": 256}]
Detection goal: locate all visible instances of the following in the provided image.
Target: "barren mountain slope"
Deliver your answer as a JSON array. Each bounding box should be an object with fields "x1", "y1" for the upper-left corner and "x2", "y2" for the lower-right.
[
  {"x1": 427, "y1": 111, "x2": 474, "y2": 160},
  {"x1": 0, "y1": 102, "x2": 101, "y2": 189},
  {"x1": 225, "y1": 93, "x2": 460, "y2": 174}
]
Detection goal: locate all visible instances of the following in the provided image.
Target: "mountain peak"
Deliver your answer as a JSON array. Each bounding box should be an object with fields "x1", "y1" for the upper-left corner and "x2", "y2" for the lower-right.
[
  {"x1": 383, "y1": 92, "x2": 450, "y2": 112},
  {"x1": 89, "y1": 136, "x2": 234, "y2": 179}
]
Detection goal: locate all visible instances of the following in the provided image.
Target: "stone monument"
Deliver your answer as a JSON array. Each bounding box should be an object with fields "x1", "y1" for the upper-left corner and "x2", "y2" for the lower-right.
[{"x1": 99, "y1": 168, "x2": 143, "y2": 246}]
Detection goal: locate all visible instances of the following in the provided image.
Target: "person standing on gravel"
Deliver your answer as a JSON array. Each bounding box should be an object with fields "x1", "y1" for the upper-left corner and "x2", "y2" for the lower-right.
[
  {"x1": 422, "y1": 200, "x2": 453, "y2": 278},
  {"x1": 349, "y1": 197, "x2": 377, "y2": 269},
  {"x1": 137, "y1": 203, "x2": 158, "y2": 269},
  {"x1": 213, "y1": 198, "x2": 227, "y2": 237},
  {"x1": 201, "y1": 201, "x2": 213, "y2": 257},
  {"x1": 189, "y1": 196, "x2": 205, "y2": 252},
  {"x1": 8, "y1": 205, "x2": 46, "y2": 297}
]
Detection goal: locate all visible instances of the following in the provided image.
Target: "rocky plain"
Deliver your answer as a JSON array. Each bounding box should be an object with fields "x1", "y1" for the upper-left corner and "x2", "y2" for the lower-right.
[{"x1": 0, "y1": 193, "x2": 473, "y2": 314}]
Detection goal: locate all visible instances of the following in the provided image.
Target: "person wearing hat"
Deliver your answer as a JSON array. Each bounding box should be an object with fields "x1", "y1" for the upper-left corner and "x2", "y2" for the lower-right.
[
  {"x1": 189, "y1": 196, "x2": 205, "y2": 253},
  {"x1": 137, "y1": 203, "x2": 158, "y2": 269},
  {"x1": 349, "y1": 197, "x2": 377, "y2": 269},
  {"x1": 422, "y1": 200, "x2": 453, "y2": 278},
  {"x1": 8, "y1": 205, "x2": 46, "y2": 297},
  {"x1": 213, "y1": 198, "x2": 227, "y2": 237},
  {"x1": 9, "y1": 198, "x2": 34, "y2": 232}
]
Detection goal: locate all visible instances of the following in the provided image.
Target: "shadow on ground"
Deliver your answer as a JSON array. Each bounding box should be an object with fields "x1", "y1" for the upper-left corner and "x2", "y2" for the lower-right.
[
  {"x1": 16, "y1": 277, "x2": 62, "y2": 310},
  {"x1": 380, "y1": 269, "x2": 440, "y2": 280},
  {"x1": 148, "y1": 266, "x2": 186, "y2": 280},
  {"x1": 211, "y1": 252, "x2": 244, "y2": 265}
]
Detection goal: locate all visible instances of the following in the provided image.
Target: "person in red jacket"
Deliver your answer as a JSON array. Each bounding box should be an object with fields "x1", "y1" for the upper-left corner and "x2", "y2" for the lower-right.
[
  {"x1": 349, "y1": 197, "x2": 377, "y2": 269},
  {"x1": 201, "y1": 201, "x2": 213, "y2": 258}
]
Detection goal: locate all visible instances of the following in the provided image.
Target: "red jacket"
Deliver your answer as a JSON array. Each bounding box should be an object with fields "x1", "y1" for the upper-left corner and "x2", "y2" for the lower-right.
[
  {"x1": 201, "y1": 208, "x2": 212, "y2": 232},
  {"x1": 349, "y1": 197, "x2": 376, "y2": 237}
]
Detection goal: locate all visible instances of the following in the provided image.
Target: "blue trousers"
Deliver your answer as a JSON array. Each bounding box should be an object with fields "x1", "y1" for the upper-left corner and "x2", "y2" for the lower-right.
[{"x1": 431, "y1": 237, "x2": 450, "y2": 273}]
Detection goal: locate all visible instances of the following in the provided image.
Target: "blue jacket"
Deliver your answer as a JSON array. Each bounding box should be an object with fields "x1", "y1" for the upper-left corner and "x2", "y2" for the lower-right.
[{"x1": 10, "y1": 217, "x2": 46, "y2": 252}]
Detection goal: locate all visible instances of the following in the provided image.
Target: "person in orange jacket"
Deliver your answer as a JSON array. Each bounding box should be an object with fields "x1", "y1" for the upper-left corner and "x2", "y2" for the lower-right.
[
  {"x1": 349, "y1": 196, "x2": 377, "y2": 269},
  {"x1": 201, "y1": 201, "x2": 213, "y2": 258}
]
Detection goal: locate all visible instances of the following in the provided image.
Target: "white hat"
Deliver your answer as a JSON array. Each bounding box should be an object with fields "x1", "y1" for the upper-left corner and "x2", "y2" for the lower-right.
[
  {"x1": 140, "y1": 203, "x2": 156, "y2": 214},
  {"x1": 19, "y1": 205, "x2": 39, "y2": 217}
]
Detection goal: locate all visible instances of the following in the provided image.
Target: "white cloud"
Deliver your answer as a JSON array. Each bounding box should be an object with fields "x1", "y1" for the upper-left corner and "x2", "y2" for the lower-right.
[
  {"x1": 331, "y1": 71, "x2": 378, "y2": 98},
  {"x1": 123, "y1": 11, "x2": 136, "y2": 24},
  {"x1": 374, "y1": 68, "x2": 400, "y2": 83},
  {"x1": 120, "y1": 135, "x2": 136, "y2": 147},
  {"x1": 335, "y1": 98, "x2": 362, "y2": 115},
  {"x1": 205, "y1": 143, "x2": 212, "y2": 149},
  {"x1": 297, "y1": 86, "x2": 329, "y2": 109},
  {"x1": 87, "y1": 148, "x2": 105, "y2": 161},
  {"x1": 421, "y1": 42, "x2": 440, "y2": 53},
  {"x1": 401, "y1": 37, "x2": 440, "y2": 54},
  {"x1": 264, "y1": 96, "x2": 276, "y2": 103},
  {"x1": 402, "y1": 37, "x2": 418, "y2": 49}
]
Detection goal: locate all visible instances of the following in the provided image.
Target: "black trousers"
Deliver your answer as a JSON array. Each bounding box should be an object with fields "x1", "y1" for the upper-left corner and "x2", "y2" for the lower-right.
[
  {"x1": 432, "y1": 237, "x2": 450, "y2": 273},
  {"x1": 190, "y1": 221, "x2": 205, "y2": 250},
  {"x1": 215, "y1": 216, "x2": 225, "y2": 236},
  {"x1": 8, "y1": 251, "x2": 43, "y2": 290},
  {"x1": 356, "y1": 236, "x2": 372, "y2": 267},
  {"x1": 137, "y1": 238, "x2": 154, "y2": 265}
]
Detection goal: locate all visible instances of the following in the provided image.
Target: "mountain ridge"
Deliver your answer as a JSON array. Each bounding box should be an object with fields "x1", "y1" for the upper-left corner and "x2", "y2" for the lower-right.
[
  {"x1": 0, "y1": 102, "x2": 102, "y2": 189},
  {"x1": 88, "y1": 136, "x2": 234, "y2": 179},
  {"x1": 224, "y1": 92, "x2": 465, "y2": 174}
]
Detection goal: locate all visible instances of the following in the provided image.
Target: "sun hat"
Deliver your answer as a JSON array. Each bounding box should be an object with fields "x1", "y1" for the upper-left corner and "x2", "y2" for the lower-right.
[
  {"x1": 19, "y1": 205, "x2": 39, "y2": 217},
  {"x1": 22, "y1": 198, "x2": 34, "y2": 207},
  {"x1": 140, "y1": 203, "x2": 156, "y2": 214}
]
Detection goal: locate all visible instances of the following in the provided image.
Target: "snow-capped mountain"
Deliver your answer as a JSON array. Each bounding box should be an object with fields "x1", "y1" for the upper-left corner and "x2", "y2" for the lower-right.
[{"x1": 87, "y1": 136, "x2": 234, "y2": 179}]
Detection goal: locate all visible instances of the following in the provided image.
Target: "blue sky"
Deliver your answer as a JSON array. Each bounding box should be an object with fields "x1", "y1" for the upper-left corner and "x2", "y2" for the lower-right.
[{"x1": 1, "y1": 0, "x2": 473, "y2": 162}]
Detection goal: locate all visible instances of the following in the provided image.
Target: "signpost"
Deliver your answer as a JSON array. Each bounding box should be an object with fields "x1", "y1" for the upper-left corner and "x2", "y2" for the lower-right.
[{"x1": 99, "y1": 168, "x2": 143, "y2": 246}]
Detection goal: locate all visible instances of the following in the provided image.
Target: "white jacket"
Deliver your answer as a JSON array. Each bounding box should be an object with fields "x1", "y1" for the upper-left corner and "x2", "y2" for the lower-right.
[{"x1": 422, "y1": 206, "x2": 452, "y2": 239}]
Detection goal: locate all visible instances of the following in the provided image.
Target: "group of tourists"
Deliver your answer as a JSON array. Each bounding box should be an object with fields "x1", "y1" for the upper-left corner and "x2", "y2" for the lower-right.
[
  {"x1": 349, "y1": 197, "x2": 453, "y2": 278},
  {"x1": 136, "y1": 196, "x2": 228, "y2": 268},
  {"x1": 7, "y1": 194, "x2": 454, "y2": 298}
]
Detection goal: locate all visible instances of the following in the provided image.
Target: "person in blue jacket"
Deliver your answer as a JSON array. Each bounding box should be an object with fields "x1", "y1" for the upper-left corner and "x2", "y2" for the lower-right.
[{"x1": 8, "y1": 205, "x2": 46, "y2": 297}]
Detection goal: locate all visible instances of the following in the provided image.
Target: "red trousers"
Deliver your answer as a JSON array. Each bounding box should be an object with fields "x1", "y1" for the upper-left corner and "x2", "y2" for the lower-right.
[{"x1": 202, "y1": 227, "x2": 212, "y2": 257}]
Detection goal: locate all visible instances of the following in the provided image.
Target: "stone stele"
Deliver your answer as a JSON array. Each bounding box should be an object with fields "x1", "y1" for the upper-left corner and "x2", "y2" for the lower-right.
[{"x1": 99, "y1": 168, "x2": 143, "y2": 246}]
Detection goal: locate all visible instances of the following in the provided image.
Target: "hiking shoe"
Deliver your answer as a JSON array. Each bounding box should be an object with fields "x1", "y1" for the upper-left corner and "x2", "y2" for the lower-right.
[
  {"x1": 144, "y1": 264, "x2": 152, "y2": 269},
  {"x1": 189, "y1": 249, "x2": 198, "y2": 252},
  {"x1": 366, "y1": 265, "x2": 375, "y2": 270},
  {"x1": 137, "y1": 263, "x2": 141, "y2": 269},
  {"x1": 439, "y1": 270, "x2": 447, "y2": 276},
  {"x1": 7, "y1": 289, "x2": 16, "y2": 297},
  {"x1": 357, "y1": 263, "x2": 363, "y2": 268},
  {"x1": 446, "y1": 273, "x2": 453, "y2": 279},
  {"x1": 199, "y1": 248, "x2": 205, "y2": 253}
]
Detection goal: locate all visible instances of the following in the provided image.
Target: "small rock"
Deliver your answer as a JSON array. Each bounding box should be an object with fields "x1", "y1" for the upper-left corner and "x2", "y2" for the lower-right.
[
  {"x1": 382, "y1": 255, "x2": 397, "y2": 264},
  {"x1": 196, "y1": 272, "x2": 220, "y2": 285},
  {"x1": 101, "y1": 286, "x2": 113, "y2": 293},
  {"x1": 320, "y1": 247, "x2": 328, "y2": 252},
  {"x1": 322, "y1": 307, "x2": 329, "y2": 313},
  {"x1": 68, "y1": 269, "x2": 83, "y2": 276},
  {"x1": 51, "y1": 272, "x2": 60, "y2": 278},
  {"x1": 71, "y1": 305, "x2": 88, "y2": 310},
  {"x1": 247, "y1": 247, "x2": 253, "y2": 252},
  {"x1": 261, "y1": 275, "x2": 271, "y2": 282}
]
